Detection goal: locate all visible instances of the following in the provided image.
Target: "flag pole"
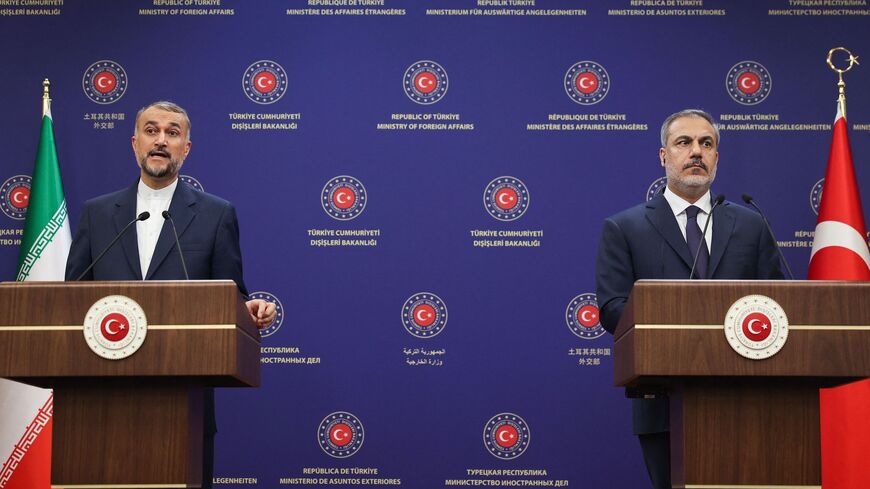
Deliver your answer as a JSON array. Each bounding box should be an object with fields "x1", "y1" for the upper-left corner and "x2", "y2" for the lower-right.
[
  {"x1": 43, "y1": 78, "x2": 51, "y2": 116},
  {"x1": 826, "y1": 47, "x2": 858, "y2": 119}
]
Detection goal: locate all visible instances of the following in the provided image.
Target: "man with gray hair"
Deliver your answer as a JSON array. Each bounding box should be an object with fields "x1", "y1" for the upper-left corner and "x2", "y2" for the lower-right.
[
  {"x1": 594, "y1": 109, "x2": 782, "y2": 488},
  {"x1": 66, "y1": 100, "x2": 276, "y2": 488}
]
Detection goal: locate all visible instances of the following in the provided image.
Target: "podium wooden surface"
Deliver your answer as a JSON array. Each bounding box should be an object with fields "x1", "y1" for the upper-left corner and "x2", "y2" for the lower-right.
[
  {"x1": 0, "y1": 280, "x2": 261, "y2": 489},
  {"x1": 614, "y1": 280, "x2": 870, "y2": 489}
]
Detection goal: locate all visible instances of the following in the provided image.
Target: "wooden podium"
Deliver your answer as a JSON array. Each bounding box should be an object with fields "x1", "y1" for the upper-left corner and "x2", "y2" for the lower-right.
[
  {"x1": 614, "y1": 280, "x2": 870, "y2": 489},
  {"x1": 0, "y1": 280, "x2": 261, "y2": 489}
]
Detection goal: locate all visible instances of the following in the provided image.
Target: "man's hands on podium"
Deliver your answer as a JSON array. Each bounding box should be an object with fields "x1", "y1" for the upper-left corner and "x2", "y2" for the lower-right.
[{"x1": 245, "y1": 299, "x2": 277, "y2": 329}]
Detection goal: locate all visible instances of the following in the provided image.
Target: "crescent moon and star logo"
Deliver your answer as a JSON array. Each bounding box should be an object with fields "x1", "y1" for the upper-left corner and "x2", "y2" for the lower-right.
[
  {"x1": 484, "y1": 176, "x2": 530, "y2": 222},
  {"x1": 726, "y1": 61, "x2": 772, "y2": 106},
  {"x1": 810, "y1": 178, "x2": 824, "y2": 216},
  {"x1": 83, "y1": 295, "x2": 148, "y2": 360},
  {"x1": 82, "y1": 60, "x2": 128, "y2": 104},
  {"x1": 565, "y1": 61, "x2": 610, "y2": 105},
  {"x1": 646, "y1": 176, "x2": 668, "y2": 202},
  {"x1": 249, "y1": 291, "x2": 284, "y2": 338},
  {"x1": 99, "y1": 312, "x2": 130, "y2": 342},
  {"x1": 318, "y1": 411, "x2": 364, "y2": 458},
  {"x1": 724, "y1": 294, "x2": 789, "y2": 360},
  {"x1": 321, "y1": 175, "x2": 367, "y2": 220},
  {"x1": 566, "y1": 293, "x2": 605, "y2": 340},
  {"x1": 401, "y1": 292, "x2": 447, "y2": 338},
  {"x1": 179, "y1": 175, "x2": 205, "y2": 192},
  {"x1": 403, "y1": 60, "x2": 448, "y2": 105},
  {"x1": 484, "y1": 413, "x2": 530, "y2": 459},
  {"x1": 0, "y1": 175, "x2": 32, "y2": 220},
  {"x1": 242, "y1": 60, "x2": 288, "y2": 105}
]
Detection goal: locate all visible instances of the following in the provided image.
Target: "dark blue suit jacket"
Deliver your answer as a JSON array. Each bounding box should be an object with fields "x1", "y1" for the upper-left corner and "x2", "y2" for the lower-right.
[
  {"x1": 65, "y1": 180, "x2": 249, "y2": 297},
  {"x1": 595, "y1": 193, "x2": 783, "y2": 434}
]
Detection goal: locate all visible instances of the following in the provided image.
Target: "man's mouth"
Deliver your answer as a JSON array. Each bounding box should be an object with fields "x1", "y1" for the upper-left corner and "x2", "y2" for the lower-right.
[{"x1": 148, "y1": 149, "x2": 170, "y2": 159}]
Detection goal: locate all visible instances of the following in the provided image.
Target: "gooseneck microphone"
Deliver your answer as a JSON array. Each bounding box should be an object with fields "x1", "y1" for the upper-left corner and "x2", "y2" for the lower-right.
[
  {"x1": 162, "y1": 210, "x2": 189, "y2": 280},
  {"x1": 76, "y1": 211, "x2": 150, "y2": 281},
  {"x1": 741, "y1": 194, "x2": 795, "y2": 280},
  {"x1": 689, "y1": 194, "x2": 725, "y2": 280}
]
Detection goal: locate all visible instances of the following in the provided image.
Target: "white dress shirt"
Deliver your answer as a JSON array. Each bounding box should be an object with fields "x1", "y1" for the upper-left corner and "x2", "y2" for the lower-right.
[
  {"x1": 663, "y1": 187, "x2": 713, "y2": 253},
  {"x1": 136, "y1": 178, "x2": 178, "y2": 278}
]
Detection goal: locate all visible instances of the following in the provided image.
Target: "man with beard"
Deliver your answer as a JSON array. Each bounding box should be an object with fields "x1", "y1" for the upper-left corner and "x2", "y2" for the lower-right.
[
  {"x1": 65, "y1": 101, "x2": 276, "y2": 489},
  {"x1": 595, "y1": 109, "x2": 783, "y2": 489}
]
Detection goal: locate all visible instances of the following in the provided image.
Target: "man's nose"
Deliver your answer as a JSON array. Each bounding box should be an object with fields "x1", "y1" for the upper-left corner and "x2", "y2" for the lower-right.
[
  {"x1": 690, "y1": 140, "x2": 703, "y2": 155},
  {"x1": 154, "y1": 131, "x2": 167, "y2": 145}
]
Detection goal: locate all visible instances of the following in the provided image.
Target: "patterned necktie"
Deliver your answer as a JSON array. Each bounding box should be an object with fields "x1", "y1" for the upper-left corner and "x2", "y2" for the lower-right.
[{"x1": 685, "y1": 205, "x2": 709, "y2": 279}]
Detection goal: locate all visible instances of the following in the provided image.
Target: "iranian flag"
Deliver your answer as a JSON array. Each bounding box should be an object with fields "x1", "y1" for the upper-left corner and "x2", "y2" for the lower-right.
[
  {"x1": 15, "y1": 95, "x2": 71, "y2": 281},
  {"x1": 1, "y1": 86, "x2": 65, "y2": 489}
]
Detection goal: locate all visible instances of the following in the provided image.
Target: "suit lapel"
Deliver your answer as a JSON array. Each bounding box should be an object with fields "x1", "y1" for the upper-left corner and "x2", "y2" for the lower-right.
[
  {"x1": 709, "y1": 202, "x2": 736, "y2": 278},
  {"x1": 145, "y1": 181, "x2": 197, "y2": 280},
  {"x1": 645, "y1": 194, "x2": 694, "y2": 269},
  {"x1": 114, "y1": 182, "x2": 143, "y2": 280}
]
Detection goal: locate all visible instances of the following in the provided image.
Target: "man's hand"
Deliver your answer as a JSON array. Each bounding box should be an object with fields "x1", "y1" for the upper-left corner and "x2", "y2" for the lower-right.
[{"x1": 245, "y1": 299, "x2": 277, "y2": 329}]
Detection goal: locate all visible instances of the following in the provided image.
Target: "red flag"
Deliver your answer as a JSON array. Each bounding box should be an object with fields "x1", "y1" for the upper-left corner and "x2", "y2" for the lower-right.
[
  {"x1": 0, "y1": 381, "x2": 52, "y2": 489},
  {"x1": 808, "y1": 103, "x2": 870, "y2": 279},
  {"x1": 820, "y1": 379, "x2": 870, "y2": 489}
]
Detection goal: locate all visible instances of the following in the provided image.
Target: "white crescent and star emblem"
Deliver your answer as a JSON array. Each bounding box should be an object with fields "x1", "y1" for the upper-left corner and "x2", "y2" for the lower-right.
[
  {"x1": 497, "y1": 192, "x2": 514, "y2": 206},
  {"x1": 417, "y1": 75, "x2": 433, "y2": 90},
  {"x1": 256, "y1": 74, "x2": 273, "y2": 89},
  {"x1": 319, "y1": 412, "x2": 364, "y2": 458},
  {"x1": 578, "y1": 75, "x2": 593, "y2": 89},
  {"x1": 580, "y1": 310, "x2": 595, "y2": 323},
  {"x1": 415, "y1": 309, "x2": 431, "y2": 322},
  {"x1": 96, "y1": 75, "x2": 110, "y2": 88},
  {"x1": 11, "y1": 190, "x2": 27, "y2": 205},
  {"x1": 104, "y1": 319, "x2": 123, "y2": 335},
  {"x1": 740, "y1": 77, "x2": 755, "y2": 89},
  {"x1": 498, "y1": 430, "x2": 514, "y2": 443},
  {"x1": 335, "y1": 190, "x2": 350, "y2": 204},
  {"x1": 746, "y1": 318, "x2": 767, "y2": 335}
]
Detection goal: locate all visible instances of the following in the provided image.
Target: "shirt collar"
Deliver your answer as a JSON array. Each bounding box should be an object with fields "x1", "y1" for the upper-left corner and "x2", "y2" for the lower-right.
[
  {"x1": 137, "y1": 178, "x2": 178, "y2": 200},
  {"x1": 663, "y1": 186, "x2": 712, "y2": 217}
]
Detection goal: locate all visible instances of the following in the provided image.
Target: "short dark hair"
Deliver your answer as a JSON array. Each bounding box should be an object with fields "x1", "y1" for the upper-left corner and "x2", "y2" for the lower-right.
[{"x1": 133, "y1": 101, "x2": 191, "y2": 139}]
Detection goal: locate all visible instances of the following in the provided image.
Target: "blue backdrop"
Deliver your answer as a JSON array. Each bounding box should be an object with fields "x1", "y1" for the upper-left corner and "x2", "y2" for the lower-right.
[{"x1": 1, "y1": 1, "x2": 869, "y2": 487}]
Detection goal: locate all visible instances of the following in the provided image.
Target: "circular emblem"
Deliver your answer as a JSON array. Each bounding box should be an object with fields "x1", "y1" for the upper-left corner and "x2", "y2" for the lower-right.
[
  {"x1": 483, "y1": 413, "x2": 531, "y2": 459},
  {"x1": 646, "y1": 176, "x2": 668, "y2": 202},
  {"x1": 317, "y1": 411, "x2": 364, "y2": 458},
  {"x1": 403, "y1": 60, "x2": 449, "y2": 105},
  {"x1": 321, "y1": 176, "x2": 367, "y2": 220},
  {"x1": 401, "y1": 292, "x2": 447, "y2": 338},
  {"x1": 724, "y1": 294, "x2": 789, "y2": 360},
  {"x1": 0, "y1": 175, "x2": 31, "y2": 220},
  {"x1": 484, "y1": 176, "x2": 530, "y2": 222},
  {"x1": 810, "y1": 178, "x2": 824, "y2": 216},
  {"x1": 179, "y1": 175, "x2": 204, "y2": 192},
  {"x1": 564, "y1": 61, "x2": 610, "y2": 105},
  {"x1": 82, "y1": 60, "x2": 128, "y2": 104},
  {"x1": 726, "y1": 61, "x2": 772, "y2": 105},
  {"x1": 566, "y1": 293, "x2": 605, "y2": 340},
  {"x1": 242, "y1": 60, "x2": 289, "y2": 105},
  {"x1": 83, "y1": 295, "x2": 148, "y2": 360},
  {"x1": 249, "y1": 291, "x2": 284, "y2": 338}
]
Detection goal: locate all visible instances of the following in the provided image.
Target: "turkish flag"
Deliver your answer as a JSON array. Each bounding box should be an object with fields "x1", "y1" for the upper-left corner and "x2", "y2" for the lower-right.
[
  {"x1": 820, "y1": 379, "x2": 870, "y2": 489},
  {"x1": 807, "y1": 103, "x2": 870, "y2": 279}
]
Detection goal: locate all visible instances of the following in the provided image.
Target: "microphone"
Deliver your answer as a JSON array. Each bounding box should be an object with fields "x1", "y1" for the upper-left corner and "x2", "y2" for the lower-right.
[
  {"x1": 689, "y1": 194, "x2": 725, "y2": 280},
  {"x1": 162, "y1": 210, "x2": 189, "y2": 280},
  {"x1": 741, "y1": 194, "x2": 795, "y2": 279},
  {"x1": 76, "y1": 211, "x2": 150, "y2": 281}
]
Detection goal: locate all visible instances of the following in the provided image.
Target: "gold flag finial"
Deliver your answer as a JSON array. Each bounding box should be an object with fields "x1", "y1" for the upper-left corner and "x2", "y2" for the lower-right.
[
  {"x1": 827, "y1": 47, "x2": 859, "y2": 119},
  {"x1": 42, "y1": 78, "x2": 51, "y2": 116}
]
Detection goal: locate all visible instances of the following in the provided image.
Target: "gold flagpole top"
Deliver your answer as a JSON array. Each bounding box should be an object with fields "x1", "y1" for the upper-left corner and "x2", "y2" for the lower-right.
[
  {"x1": 42, "y1": 78, "x2": 51, "y2": 116},
  {"x1": 827, "y1": 47, "x2": 859, "y2": 119}
]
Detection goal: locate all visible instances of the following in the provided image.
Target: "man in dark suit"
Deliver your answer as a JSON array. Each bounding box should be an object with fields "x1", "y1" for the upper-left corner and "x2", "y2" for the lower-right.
[
  {"x1": 65, "y1": 101, "x2": 276, "y2": 489},
  {"x1": 595, "y1": 109, "x2": 783, "y2": 489}
]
